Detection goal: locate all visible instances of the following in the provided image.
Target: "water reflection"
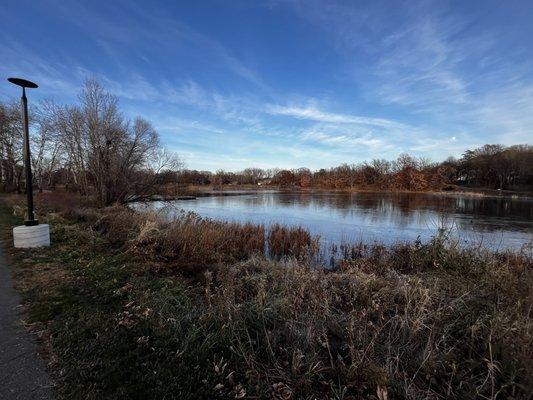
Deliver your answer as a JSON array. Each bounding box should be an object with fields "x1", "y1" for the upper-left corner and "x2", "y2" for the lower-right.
[{"x1": 142, "y1": 192, "x2": 533, "y2": 251}]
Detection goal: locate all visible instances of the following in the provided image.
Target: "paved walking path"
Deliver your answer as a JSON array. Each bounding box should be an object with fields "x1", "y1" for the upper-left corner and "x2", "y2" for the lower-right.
[{"x1": 0, "y1": 248, "x2": 54, "y2": 399}]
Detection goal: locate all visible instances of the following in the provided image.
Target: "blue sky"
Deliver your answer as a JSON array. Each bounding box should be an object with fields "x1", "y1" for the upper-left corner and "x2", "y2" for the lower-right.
[{"x1": 1, "y1": 0, "x2": 532, "y2": 171}]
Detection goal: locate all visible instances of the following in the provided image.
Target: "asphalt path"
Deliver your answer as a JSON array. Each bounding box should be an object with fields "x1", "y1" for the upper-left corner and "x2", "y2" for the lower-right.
[{"x1": 0, "y1": 248, "x2": 54, "y2": 399}]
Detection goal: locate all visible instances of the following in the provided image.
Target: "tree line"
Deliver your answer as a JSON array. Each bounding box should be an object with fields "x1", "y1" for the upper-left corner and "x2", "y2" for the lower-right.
[
  {"x1": 1, "y1": 79, "x2": 531, "y2": 202},
  {"x1": 172, "y1": 144, "x2": 532, "y2": 191},
  {"x1": 0, "y1": 79, "x2": 181, "y2": 205}
]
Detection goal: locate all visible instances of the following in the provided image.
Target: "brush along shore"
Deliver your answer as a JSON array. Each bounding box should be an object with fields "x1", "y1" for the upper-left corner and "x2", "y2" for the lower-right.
[{"x1": 1, "y1": 194, "x2": 532, "y2": 400}]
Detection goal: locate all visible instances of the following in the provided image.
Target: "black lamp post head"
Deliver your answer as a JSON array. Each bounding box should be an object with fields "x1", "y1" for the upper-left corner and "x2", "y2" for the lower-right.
[{"x1": 8, "y1": 77, "x2": 38, "y2": 88}]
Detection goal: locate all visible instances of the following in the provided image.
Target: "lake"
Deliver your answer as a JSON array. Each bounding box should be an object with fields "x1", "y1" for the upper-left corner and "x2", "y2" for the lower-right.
[{"x1": 140, "y1": 191, "x2": 533, "y2": 251}]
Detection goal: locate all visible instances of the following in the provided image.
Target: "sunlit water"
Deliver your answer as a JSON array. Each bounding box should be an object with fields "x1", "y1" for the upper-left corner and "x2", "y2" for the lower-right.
[{"x1": 137, "y1": 191, "x2": 533, "y2": 251}]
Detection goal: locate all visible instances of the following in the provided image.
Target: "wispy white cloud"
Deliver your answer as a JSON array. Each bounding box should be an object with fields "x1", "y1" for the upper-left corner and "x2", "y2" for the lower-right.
[
  {"x1": 52, "y1": 0, "x2": 271, "y2": 93},
  {"x1": 0, "y1": 38, "x2": 81, "y2": 98},
  {"x1": 298, "y1": 128, "x2": 386, "y2": 149},
  {"x1": 154, "y1": 117, "x2": 229, "y2": 135},
  {"x1": 374, "y1": 15, "x2": 476, "y2": 109},
  {"x1": 264, "y1": 103, "x2": 469, "y2": 157},
  {"x1": 277, "y1": 0, "x2": 533, "y2": 150},
  {"x1": 266, "y1": 104, "x2": 406, "y2": 129}
]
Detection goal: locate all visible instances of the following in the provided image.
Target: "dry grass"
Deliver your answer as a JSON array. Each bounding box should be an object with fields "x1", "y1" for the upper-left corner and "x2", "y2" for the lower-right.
[
  {"x1": 204, "y1": 254, "x2": 533, "y2": 399},
  {"x1": 132, "y1": 212, "x2": 266, "y2": 271},
  {"x1": 3, "y1": 196, "x2": 532, "y2": 399},
  {"x1": 267, "y1": 223, "x2": 320, "y2": 261},
  {"x1": 34, "y1": 191, "x2": 93, "y2": 216},
  {"x1": 83, "y1": 206, "x2": 324, "y2": 273},
  {"x1": 68, "y1": 204, "x2": 533, "y2": 398}
]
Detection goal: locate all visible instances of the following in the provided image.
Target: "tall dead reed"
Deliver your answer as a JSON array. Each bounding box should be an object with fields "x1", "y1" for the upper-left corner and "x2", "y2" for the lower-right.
[{"x1": 267, "y1": 223, "x2": 321, "y2": 261}]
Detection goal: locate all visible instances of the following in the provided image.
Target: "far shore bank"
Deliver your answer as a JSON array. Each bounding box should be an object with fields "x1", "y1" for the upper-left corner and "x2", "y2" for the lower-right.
[{"x1": 153, "y1": 184, "x2": 533, "y2": 201}]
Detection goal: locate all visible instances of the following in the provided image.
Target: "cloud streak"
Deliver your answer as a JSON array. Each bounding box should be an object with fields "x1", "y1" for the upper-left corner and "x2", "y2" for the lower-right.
[{"x1": 266, "y1": 104, "x2": 407, "y2": 129}]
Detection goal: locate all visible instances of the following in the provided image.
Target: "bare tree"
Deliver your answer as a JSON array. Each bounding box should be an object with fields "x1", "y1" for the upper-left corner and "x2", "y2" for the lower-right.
[
  {"x1": 54, "y1": 105, "x2": 89, "y2": 193},
  {"x1": 121, "y1": 145, "x2": 183, "y2": 202},
  {"x1": 51, "y1": 79, "x2": 168, "y2": 204},
  {"x1": 31, "y1": 101, "x2": 62, "y2": 191},
  {"x1": 0, "y1": 101, "x2": 24, "y2": 192}
]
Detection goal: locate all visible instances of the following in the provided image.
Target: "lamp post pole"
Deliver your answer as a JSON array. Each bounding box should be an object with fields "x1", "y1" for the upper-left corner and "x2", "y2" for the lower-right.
[
  {"x1": 8, "y1": 77, "x2": 39, "y2": 226},
  {"x1": 21, "y1": 86, "x2": 37, "y2": 226}
]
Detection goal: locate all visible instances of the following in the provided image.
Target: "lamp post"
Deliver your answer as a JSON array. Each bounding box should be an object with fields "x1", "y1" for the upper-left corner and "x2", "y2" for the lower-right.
[
  {"x1": 7, "y1": 77, "x2": 38, "y2": 226},
  {"x1": 8, "y1": 77, "x2": 49, "y2": 248}
]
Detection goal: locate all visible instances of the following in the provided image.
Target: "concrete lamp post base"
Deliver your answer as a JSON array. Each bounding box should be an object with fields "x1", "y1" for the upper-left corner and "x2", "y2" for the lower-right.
[{"x1": 13, "y1": 224, "x2": 50, "y2": 248}]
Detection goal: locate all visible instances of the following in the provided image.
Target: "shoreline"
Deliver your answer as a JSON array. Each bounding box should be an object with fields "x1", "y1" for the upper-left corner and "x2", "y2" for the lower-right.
[{"x1": 159, "y1": 185, "x2": 533, "y2": 200}]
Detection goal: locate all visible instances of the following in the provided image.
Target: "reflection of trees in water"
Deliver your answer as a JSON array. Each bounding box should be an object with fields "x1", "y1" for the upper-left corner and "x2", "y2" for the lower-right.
[
  {"x1": 454, "y1": 196, "x2": 533, "y2": 219},
  {"x1": 288, "y1": 193, "x2": 455, "y2": 229},
  {"x1": 207, "y1": 192, "x2": 532, "y2": 232},
  {"x1": 452, "y1": 196, "x2": 533, "y2": 232}
]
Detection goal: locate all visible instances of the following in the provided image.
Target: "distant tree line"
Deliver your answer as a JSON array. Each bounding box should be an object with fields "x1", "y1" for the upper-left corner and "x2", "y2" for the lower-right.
[
  {"x1": 0, "y1": 79, "x2": 181, "y2": 205},
  {"x1": 173, "y1": 145, "x2": 532, "y2": 191}
]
